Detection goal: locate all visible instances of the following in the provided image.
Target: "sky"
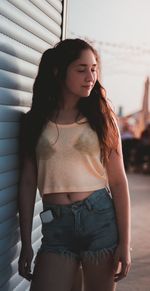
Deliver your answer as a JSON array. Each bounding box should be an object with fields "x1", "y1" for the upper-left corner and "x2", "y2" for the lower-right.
[{"x1": 67, "y1": 0, "x2": 150, "y2": 115}]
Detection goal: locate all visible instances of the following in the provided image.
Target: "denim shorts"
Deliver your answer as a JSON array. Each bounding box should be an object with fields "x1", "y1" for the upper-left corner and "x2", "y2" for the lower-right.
[{"x1": 38, "y1": 188, "x2": 119, "y2": 264}]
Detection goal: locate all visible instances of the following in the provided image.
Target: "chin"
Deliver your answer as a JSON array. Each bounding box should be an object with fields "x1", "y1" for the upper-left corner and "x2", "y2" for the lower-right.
[{"x1": 81, "y1": 91, "x2": 91, "y2": 98}]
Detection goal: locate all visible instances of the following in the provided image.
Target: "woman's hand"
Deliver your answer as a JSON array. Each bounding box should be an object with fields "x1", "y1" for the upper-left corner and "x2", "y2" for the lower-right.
[
  {"x1": 18, "y1": 245, "x2": 34, "y2": 281},
  {"x1": 113, "y1": 244, "x2": 131, "y2": 282}
]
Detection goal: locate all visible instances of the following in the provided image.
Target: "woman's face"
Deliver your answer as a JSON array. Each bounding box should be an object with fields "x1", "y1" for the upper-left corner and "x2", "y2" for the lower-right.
[{"x1": 62, "y1": 49, "x2": 98, "y2": 100}]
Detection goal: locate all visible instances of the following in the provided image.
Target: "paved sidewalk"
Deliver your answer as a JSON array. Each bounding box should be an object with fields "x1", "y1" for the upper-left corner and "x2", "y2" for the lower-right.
[{"x1": 117, "y1": 173, "x2": 150, "y2": 291}]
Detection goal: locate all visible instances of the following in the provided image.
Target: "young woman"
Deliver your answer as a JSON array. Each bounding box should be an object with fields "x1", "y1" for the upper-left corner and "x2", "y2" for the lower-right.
[{"x1": 18, "y1": 38, "x2": 131, "y2": 291}]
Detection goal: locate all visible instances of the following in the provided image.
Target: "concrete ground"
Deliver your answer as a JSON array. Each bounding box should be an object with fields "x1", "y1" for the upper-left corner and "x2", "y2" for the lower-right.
[{"x1": 117, "y1": 173, "x2": 150, "y2": 291}]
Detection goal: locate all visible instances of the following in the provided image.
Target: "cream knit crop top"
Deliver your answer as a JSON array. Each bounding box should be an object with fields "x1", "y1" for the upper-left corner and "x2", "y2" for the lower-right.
[{"x1": 36, "y1": 117, "x2": 108, "y2": 196}]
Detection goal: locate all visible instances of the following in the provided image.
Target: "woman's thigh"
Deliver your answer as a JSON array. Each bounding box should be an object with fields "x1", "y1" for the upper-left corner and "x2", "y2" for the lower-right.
[
  {"x1": 30, "y1": 252, "x2": 80, "y2": 291},
  {"x1": 71, "y1": 265, "x2": 84, "y2": 291},
  {"x1": 82, "y1": 255, "x2": 116, "y2": 291}
]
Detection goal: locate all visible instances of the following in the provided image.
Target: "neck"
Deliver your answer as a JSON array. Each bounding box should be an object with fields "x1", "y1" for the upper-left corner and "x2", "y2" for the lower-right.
[
  {"x1": 60, "y1": 90, "x2": 80, "y2": 111},
  {"x1": 60, "y1": 104, "x2": 78, "y2": 111},
  {"x1": 53, "y1": 104, "x2": 81, "y2": 124}
]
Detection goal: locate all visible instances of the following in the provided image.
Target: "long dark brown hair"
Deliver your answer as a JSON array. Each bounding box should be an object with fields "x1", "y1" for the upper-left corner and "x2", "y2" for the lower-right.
[{"x1": 20, "y1": 38, "x2": 118, "y2": 164}]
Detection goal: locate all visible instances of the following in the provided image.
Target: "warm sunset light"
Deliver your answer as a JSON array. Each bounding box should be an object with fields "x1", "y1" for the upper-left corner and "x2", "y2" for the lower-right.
[{"x1": 68, "y1": 0, "x2": 150, "y2": 116}]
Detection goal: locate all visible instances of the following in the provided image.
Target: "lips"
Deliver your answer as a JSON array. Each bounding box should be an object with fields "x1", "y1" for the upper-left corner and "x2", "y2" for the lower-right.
[{"x1": 82, "y1": 85, "x2": 93, "y2": 89}]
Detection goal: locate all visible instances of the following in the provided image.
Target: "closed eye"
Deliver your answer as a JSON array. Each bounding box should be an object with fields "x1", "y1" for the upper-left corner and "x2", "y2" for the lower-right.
[{"x1": 77, "y1": 69, "x2": 96, "y2": 73}]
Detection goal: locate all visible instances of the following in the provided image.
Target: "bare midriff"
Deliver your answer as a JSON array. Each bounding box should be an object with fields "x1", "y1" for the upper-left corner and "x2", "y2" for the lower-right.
[{"x1": 42, "y1": 191, "x2": 94, "y2": 205}]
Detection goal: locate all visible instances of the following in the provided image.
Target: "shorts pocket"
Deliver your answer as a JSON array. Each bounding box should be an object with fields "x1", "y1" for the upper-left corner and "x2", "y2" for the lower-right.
[{"x1": 92, "y1": 192, "x2": 114, "y2": 214}]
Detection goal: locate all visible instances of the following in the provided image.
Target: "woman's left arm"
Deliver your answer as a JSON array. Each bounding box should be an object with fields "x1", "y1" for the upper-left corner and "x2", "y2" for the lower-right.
[{"x1": 106, "y1": 131, "x2": 131, "y2": 282}]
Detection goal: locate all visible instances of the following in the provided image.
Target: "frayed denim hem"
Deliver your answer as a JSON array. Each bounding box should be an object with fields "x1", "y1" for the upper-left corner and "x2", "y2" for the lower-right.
[
  {"x1": 35, "y1": 245, "x2": 117, "y2": 265},
  {"x1": 81, "y1": 245, "x2": 117, "y2": 265}
]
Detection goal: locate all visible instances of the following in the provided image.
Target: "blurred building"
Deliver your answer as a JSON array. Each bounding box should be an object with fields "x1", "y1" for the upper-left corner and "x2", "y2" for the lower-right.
[{"x1": 118, "y1": 77, "x2": 150, "y2": 138}]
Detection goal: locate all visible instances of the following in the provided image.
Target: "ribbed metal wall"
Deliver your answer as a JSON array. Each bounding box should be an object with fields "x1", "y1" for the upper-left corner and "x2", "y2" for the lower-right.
[{"x1": 0, "y1": 0, "x2": 65, "y2": 289}]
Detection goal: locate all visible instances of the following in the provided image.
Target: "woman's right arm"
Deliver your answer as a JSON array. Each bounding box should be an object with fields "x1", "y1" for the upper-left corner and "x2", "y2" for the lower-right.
[{"x1": 18, "y1": 156, "x2": 37, "y2": 281}]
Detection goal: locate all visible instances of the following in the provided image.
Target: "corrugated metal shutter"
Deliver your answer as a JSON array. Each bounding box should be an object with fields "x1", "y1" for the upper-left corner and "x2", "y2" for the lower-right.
[{"x1": 0, "y1": 0, "x2": 67, "y2": 290}]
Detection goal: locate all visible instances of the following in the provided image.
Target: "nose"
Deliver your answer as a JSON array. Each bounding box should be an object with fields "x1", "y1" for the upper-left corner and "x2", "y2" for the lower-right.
[{"x1": 85, "y1": 70, "x2": 95, "y2": 82}]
